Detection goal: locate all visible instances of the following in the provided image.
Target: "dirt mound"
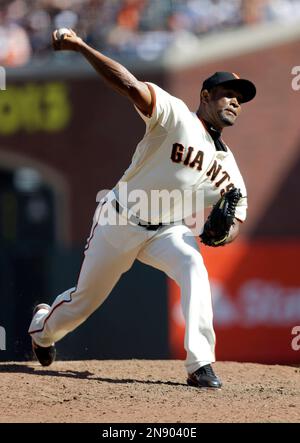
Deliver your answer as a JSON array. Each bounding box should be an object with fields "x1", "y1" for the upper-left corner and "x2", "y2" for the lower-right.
[{"x1": 0, "y1": 360, "x2": 299, "y2": 423}]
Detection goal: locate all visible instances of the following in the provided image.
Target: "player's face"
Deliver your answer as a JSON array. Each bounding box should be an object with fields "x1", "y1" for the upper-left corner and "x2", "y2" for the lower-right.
[{"x1": 208, "y1": 86, "x2": 242, "y2": 128}]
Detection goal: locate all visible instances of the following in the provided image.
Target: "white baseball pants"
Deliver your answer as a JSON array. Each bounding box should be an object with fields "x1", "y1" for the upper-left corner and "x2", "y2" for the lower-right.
[{"x1": 29, "y1": 201, "x2": 215, "y2": 374}]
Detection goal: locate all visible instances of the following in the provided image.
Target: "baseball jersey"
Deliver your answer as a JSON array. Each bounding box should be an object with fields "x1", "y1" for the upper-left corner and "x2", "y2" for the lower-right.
[{"x1": 113, "y1": 82, "x2": 247, "y2": 225}]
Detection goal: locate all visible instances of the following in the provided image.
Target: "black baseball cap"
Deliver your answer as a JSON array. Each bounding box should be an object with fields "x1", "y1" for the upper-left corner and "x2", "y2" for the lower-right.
[{"x1": 201, "y1": 71, "x2": 256, "y2": 103}]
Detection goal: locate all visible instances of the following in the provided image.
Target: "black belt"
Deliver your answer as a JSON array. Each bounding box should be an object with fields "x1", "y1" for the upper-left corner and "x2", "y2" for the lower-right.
[{"x1": 115, "y1": 200, "x2": 165, "y2": 231}]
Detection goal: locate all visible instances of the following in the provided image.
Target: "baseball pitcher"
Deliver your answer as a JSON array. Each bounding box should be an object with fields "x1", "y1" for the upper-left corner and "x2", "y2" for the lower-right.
[{"x1": 28, "y1": 29, "x2": 256, "y2": 389}]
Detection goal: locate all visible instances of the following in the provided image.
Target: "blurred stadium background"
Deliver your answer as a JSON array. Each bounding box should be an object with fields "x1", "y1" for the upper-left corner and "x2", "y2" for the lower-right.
[{"x1": 0, "y1": 0, "x2": 299, "y2": 364}]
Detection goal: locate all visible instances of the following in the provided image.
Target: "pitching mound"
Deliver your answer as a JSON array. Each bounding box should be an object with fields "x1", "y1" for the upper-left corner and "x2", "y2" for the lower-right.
[{"x1": 0, "y1": 360, "x2": 299, "y2": 423}]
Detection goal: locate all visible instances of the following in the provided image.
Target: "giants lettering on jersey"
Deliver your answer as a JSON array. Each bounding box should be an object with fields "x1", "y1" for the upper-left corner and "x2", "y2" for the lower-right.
[
  {"x1": 171, "y1": 143, "x2": 235, "y2": 195},
  {"x1": 171, "y1": 143, "x2": 203, "y2": 170},
  {"x1": 206, "y1": 160, "x2": 235, "y2": 195}
]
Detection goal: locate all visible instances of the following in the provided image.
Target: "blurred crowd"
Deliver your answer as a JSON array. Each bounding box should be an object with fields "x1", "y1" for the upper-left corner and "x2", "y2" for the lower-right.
[{"x1": 1, "y1": 0, "x2": 300, "y2": 67}]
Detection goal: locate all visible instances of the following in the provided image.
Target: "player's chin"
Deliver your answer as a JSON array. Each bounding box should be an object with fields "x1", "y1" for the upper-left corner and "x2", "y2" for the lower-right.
[{"x1": 219, "y1": 112, "x2": 236, "y2": 127}]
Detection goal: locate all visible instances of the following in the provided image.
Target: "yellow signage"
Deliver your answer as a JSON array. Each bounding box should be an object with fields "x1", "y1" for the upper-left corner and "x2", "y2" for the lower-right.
[{"x1": 0, "y1": 82, "x2": 71, "y2": 135}]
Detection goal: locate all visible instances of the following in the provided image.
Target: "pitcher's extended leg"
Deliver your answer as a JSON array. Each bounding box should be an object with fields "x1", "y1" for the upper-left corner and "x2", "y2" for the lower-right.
[{"x1": 29, "y1": 204, "x2": 147, "y2": 347}]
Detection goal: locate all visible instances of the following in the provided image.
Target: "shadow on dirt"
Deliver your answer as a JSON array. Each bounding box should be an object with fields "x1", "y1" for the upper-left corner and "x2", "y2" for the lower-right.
[{"x1": 0, "y1": 363, "x2": 187, "y2": 387}]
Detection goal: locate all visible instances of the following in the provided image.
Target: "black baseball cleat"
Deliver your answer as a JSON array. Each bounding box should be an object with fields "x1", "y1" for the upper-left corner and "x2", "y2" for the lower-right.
[
  {"x1": 32, "y1": 340, "x2": 56, "y2": 367},
  {"x1": 31, "y1": 304, "x2": 56, "y2": 367},
  {"x1": 187, "y1": 364, "x2": 222, "y2": 389}
]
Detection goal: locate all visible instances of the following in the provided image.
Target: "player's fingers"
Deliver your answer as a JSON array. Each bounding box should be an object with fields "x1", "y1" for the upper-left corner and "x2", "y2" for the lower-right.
[
  {"x1": 52, "y1": 30, "x2": 71, "y2": 50},
  {"x1": 52, "y1": 30, "x2": 58, "y2": 43},
  {"x1": 68, "y1": 28, "x2": 77, "y2": 37},
  {"x1": 52, "y1": 28, "x2": 80, "y2": 51},
  {"x1": 52, "y1": 31, "x2": 62, "y2": 51},
  {"x1": 52, "y1": 30, "x2": 62, "y2": 42}
]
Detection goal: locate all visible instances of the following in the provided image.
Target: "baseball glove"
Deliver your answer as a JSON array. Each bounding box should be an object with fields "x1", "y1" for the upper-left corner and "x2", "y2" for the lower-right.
[{"x1": 200, "y1": 188, "x2": 242, "y2": 247}]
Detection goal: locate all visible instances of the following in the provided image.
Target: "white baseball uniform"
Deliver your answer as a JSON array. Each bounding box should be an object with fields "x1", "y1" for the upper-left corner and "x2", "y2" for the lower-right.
[{"x1": 29, "y1": 83, "x2": 247, "y2": 374}]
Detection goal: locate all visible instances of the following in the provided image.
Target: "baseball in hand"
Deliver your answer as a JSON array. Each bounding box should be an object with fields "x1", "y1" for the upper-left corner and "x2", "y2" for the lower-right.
[{"x1": 55, "y1": 28, "x2": 70, "y2": 40}]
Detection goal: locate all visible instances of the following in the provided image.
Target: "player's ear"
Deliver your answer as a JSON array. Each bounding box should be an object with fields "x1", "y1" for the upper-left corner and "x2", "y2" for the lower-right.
[{"x1": 200, "y1": 89, "x2": 210, "y2": 105}]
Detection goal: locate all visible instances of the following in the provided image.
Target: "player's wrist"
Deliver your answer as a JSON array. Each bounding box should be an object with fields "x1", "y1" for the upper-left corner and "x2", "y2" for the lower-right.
[{"x1": 74, "y1": 37, "x2": 85, "y2": 52}]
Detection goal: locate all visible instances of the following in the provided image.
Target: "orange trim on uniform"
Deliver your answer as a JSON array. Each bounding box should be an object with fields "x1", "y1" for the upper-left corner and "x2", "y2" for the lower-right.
[
  {"x1": 84, "y1": 220, "x2": 98, "y2": 251},
  {"x1": 29, "y1": 202, "x2": 106, "y2": 336},
  {"x1": 29, "y1": 294, "x2": 75, "y2": 335}
]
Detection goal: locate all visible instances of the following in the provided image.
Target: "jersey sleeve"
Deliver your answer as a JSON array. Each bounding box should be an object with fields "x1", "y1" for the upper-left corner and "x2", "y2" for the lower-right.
[{"x1": 134, "y1": 82, "x2": 180, "y2": 130}]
